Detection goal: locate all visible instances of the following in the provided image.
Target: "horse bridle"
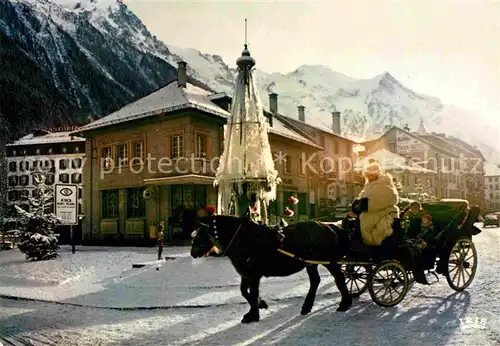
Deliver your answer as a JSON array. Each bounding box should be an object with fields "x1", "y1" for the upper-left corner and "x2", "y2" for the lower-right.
[{"x1": 194, "y1": 217, "x2": 244, "y2": 257}]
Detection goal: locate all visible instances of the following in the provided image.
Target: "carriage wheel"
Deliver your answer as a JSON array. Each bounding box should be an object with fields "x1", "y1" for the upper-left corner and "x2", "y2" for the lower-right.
[
  {"x1": 446, "y1": 237, "x2": 477, "y2": 291},
  {"x1": 343, "y1": 265, "x2": 370, "y2": 297},
  {"x1": 368, "y1": 260, "x2": 409, "y2": 308}
]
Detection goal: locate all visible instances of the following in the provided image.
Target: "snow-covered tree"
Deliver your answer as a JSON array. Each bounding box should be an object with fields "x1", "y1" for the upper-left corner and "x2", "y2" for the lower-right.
[{"x1": 15, "y1": 174, "x2": 61, "y2": 261}]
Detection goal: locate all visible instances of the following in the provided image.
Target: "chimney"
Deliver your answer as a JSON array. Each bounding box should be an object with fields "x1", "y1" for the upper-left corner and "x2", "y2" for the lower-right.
[
  {"x1": 269, "y1": 93, "x2": 278, "y2": 114},
  {"x1": 331, "y1": 111, "x2": 341, "y2": 134},
  {"x1": 177, "y1": 61, "x2": 187, "y2": 88},
  {"x1": 298, "y1": 106, "x2": 305, "y2": 122}
]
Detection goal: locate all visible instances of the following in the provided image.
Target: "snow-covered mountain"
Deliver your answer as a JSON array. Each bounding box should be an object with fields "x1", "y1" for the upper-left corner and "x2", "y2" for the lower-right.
[{"x1": 1, "y1": 0, "x2": 498, "y2": 161}]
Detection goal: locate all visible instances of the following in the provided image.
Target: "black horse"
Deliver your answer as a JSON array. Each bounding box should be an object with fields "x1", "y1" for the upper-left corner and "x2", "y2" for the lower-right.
[{"x1": 190, "y1": 214, "x2": 352, "y2": 323}]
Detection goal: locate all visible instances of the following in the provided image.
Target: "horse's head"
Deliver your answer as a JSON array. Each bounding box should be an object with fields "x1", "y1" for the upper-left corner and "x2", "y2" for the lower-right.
[
  {"x1": 190, "y1": 215, "x2": 247, "y2": 258},
  {"x1": 190, "y1": 221, "x2": 215, "y2": 258}
]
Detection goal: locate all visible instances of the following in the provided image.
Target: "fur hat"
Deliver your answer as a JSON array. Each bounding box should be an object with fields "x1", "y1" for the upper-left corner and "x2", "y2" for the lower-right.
[{"x1": 363, "y1": 159, "x2": 383, "y2": 178}]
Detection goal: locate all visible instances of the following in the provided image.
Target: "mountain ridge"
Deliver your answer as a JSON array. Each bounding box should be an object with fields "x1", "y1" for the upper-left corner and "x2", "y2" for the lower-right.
[{"x1": 1, "y1": 0, "x2": 498, "y2": 162}]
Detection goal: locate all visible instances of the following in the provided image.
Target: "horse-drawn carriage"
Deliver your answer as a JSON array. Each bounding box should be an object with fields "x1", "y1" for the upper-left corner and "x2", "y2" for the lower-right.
[
  {"x1": 336, "y1": 198, "x2": 480, "y2": 308},
  {"x1": 190, "y1": 198, "x2": 481, "y2": 323}
]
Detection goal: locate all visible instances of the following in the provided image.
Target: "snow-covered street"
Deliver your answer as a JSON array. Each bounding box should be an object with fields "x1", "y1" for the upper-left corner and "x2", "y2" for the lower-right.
[{"x1": 1, "y1": 224, "x2": 499, "y2": 346}]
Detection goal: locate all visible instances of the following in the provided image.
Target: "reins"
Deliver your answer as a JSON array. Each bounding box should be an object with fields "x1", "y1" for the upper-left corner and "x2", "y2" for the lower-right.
[{"x1": 202, "y1": 217, "x2": 244, "y2": 257}]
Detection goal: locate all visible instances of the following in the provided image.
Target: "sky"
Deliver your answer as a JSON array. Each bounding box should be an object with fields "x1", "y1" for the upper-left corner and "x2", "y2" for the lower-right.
[{"x1": 124, "y1": 0, "x2": 499, "y2": 119}]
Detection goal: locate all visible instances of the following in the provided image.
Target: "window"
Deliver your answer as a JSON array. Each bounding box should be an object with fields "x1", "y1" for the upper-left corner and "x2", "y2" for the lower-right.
[
  {"x1": 72, "y1": 158, "x2": 82, "y2": 169},
  {"x1": 46, "y1": 174, "x2": 55, "y2": 185},
  {"x1": 59, "y1": 159, "x2": 69, "y2": 170},
  {"x1": 332, "y1": 141, "x2": 339, "y2": 154},
  {"x1": 170, "y1": 134, "x2": 184, "y2": 159},
  {"x1": 284, "y1": 154, "x2": 292, "y2": 174},
  {"x1": 194, "y1": 185, "x2": 207, "y2": 209},
  {"x1": 78, "y1": 188, "x2": 82, "y2": 199},
  {"x1": 62, "y1": 147, "x2": 67, "y2": 153},
  {"x1": 8, "y1": 162, "x2": 16, "y2": 172},
  {"x1": 19, "y1": 190, "x2": 29, "y2": 200},
  {"x1": 36, "y1": 149, "x2": 41, "y2": 155},
  {"x1": 102, "y1": 190, "x2": 119, "y2": 218},
  {"x1": 133, "y1": 141, "x2": 144, "y2": 161},
  {"x1": 59, "y1": 173, "x2": 69, "y2": 183},
  {"x1": 20, "y1": 175, "x2": 29, "y2": 186},
  {"x1": 8, "y1": 190, "x2": 18, "y2": 201},
  {"x1": 127, "y1": 187, "x2": 145, "y2": 218},
  {"x1": 19, "y1": 161, "x2": 28, "y2": 171},
  {"x1": 298, "y1": 156, "x2": 306, "y2": 176},
  {"x1": 74, "y1": 146, "x2": 80, "y2": 153},
  {"x1": 101, "y1": 147, "x2": 112, "y2": 169},
  {"x1": 117, "y1": 143, "x2": 128, "y2": 166},
  {"x1": 30, "y1": 161, "x2": 40, "y2": 171},
  {"x1": 8, "y1": 176, "x2": 18, "y2": 186},
  {"x1": 12, "y1": 150, "x2": 17, "y2": 156},
  {"x1": 48, "y1": 148, "x2": 53, "y2": 154},
  {"x1": 195, "y1": 133, "x2": 208, "y2": 158},
  {"x1": 71, "y1": 173, "x2": 82, "y2": 184},
  {"x1": 43, "y1": 159, "x2": 54, "y2": 171}
]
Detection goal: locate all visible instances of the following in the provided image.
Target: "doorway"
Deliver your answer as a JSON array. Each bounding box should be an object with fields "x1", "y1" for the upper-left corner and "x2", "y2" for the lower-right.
[{"x1": 169, "y1": 184, "x2": 207, "y2": 242}]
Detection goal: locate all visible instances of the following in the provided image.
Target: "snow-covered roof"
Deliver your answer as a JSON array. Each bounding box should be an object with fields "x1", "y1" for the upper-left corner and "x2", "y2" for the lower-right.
[
  {"x1": 277, "y1": 114, "x2": 358, "y2": 143},
  {"x1": 76, "y1": 81, "x2": 230, "y2": 133},
  {"x1": 6, "y1": 131, "x2": 85, "y2": 146},
  {"x1": 415, "y1": 119, "x2": 430, "y2": 135},
  {"x1": 74, "y1": 80, "x2": 319, "y2": 148},
  {"x1": 269, "y1": 117, "x2": 322, "y2": 148},
  {"x1": 484, "y1": 163, "x2": 500, "y2": 177},
  {"x1": 354, "y1": 149, "x2": 434, "y2": 173}
]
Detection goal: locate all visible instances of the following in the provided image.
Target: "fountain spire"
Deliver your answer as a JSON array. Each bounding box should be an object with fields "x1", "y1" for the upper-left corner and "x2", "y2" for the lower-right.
[
  {"x1": 236, "y1": 19, "x2": 255, "y2": 69},
  {"x1": 214, "y1": 20, "x2": 280, "y2": 222}
]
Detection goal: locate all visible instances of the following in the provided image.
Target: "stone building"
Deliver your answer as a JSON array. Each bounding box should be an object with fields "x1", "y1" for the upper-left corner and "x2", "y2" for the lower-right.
[
  {"x1": 484, "y1": 163, "x2": 500, "y2": 212},
  {"x1": 4, "y1": 127, "x2": 86, "y2": 243},
  {"x1": 73, "y1": 61, "x2": 323, "y2": 245},
  {"x1": 362, "y1": 121, "x2": 486, "y2": 209},
  {"x1": 269, "y1": 96, "x2": 361, "y2": 215}
]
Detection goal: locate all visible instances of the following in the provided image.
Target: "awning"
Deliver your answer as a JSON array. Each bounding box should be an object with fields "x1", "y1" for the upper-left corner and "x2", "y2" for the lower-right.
[{"x1": 143, "y1": 174, "x2": 215, "y2": 185}]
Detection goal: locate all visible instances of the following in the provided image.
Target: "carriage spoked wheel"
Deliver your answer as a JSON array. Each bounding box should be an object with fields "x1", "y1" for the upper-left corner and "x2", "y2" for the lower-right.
[
  {"x1": 446, "y1": 236, "x2": 478, "y2": 291},
  {"x1": 368, "y1": 260, "x2": 409, "y2": 308},
  {"x1": 342, "y1": 265, "x2": 370, "y2": 297}
]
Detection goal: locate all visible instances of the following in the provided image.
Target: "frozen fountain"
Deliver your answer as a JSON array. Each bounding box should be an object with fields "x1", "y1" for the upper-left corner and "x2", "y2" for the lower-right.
[{"x1": 214, "y1": 33, "x2": 280, "y2": 223}]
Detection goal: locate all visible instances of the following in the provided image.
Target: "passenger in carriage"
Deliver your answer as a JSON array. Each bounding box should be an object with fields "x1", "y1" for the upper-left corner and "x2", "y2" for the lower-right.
[
  {"x1": 350, "y1": 160, "x2": 399, "y2": 246},
  {"x1": 349, "y1": 161, "x2": 430, "y2": 284}
]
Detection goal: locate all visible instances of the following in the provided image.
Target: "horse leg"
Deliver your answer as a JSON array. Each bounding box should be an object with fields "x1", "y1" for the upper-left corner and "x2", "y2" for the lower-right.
[
  {"x1": 301, "y1": 264, "x2": 321, "y2": 315},
  {"x1": 241, "y1": 277, "x2": 268, "y2": 309},
  {"x1": 241, "y1": 277, "x2": 261, "y2": 323},
  {"x1": 325, "y1": 263, "x2": 352, "y2": 312}
]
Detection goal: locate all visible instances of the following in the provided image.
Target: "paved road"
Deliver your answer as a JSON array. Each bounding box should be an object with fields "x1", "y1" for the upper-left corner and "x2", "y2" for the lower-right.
[{"x1": 0, "y1": 226, "x2": 499, "y2": 345}]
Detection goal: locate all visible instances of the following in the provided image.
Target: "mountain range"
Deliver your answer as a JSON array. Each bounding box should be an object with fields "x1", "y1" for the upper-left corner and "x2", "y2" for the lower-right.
[{"x1": 1, "y1": 0, "x2": 498, "y2": 162}]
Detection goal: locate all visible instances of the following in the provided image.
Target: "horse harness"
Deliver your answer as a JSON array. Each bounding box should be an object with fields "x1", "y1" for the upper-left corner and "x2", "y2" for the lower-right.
[
  {"x1": 202, "y1": 218, "x2": 337, "y2": 265},
  {"x1": 276, "y1": 220, "x2": 338, "y2": 265}
]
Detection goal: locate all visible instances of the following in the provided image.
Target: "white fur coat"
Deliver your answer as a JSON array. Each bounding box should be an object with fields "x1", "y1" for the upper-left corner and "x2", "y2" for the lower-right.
[{"x1": 358, "y1": 173, "x2": 399, "y2": 246}]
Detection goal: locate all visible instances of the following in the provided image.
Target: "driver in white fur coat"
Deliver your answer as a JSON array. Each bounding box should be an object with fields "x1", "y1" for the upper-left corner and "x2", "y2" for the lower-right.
[{"x1": 353, "y1": 160, "x2": 399, "y2": 246}]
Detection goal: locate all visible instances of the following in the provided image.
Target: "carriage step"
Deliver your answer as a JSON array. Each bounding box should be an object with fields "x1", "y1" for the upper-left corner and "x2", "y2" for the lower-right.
[{"x1": 425, "y1": 271, "x2": 440, "y2": 285}]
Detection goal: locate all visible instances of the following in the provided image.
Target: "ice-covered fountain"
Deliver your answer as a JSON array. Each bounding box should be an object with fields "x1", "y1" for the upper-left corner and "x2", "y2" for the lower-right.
[{"x1": 215, "y1": 33, "x2": 280, "y2": 224}]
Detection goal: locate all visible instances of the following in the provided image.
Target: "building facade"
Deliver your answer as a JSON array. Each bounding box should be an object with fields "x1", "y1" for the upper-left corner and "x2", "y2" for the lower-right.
[
  {"x1": 4, "y1": 128, "x2": 86, "y2": 243},
  {"x1": 484, "y1": 163, "x2": 500, "y2": 212},
  {"x1": 74, "y1": 61, "x2": 323, "y2": 245},
  {"x1": 269, "y1": 97, "x2": 361, "y2": 216},
  {"x1": 362, "y1": 123, "x2": 486, "y2": 209}
]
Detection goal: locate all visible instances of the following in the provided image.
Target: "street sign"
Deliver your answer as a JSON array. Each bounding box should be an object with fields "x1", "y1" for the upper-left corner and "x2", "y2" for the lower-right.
[{"x1": 55, "y1": 184, "x2": 78, "y2": 225}]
